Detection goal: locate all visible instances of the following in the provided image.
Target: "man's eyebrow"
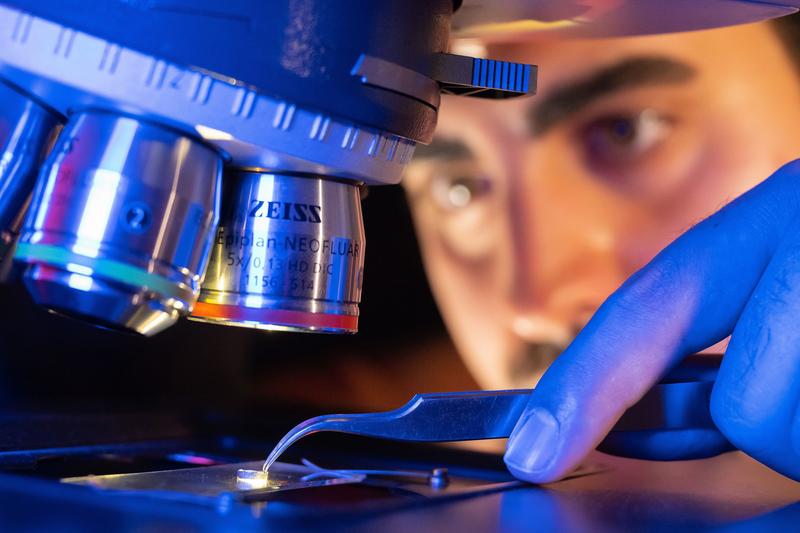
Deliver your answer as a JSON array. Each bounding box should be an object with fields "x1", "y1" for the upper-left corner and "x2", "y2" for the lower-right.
[
  {"x1": 530, "y1": 56, "x2": 696, "y2": 136},
  {"x1": 412, "y1": 138, "x2": 474, "y2": 160}
]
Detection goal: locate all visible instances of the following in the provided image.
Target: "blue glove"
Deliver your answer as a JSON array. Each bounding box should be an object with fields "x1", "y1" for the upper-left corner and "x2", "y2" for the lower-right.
[{"x1": 505, "y1": 160, "x2": 800, "y2": 483}]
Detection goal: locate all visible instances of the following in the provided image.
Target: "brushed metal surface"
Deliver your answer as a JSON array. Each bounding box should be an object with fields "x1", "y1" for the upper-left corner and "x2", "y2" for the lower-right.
[
  {"x1": 0, "y1": 79, "x2": 60, "y2": 265},
  {"x1": 17, "y1": 111, "x2": 222, "y2": 335},
  {"x1": 193, "y1": 170, "x2": 364, "y2": 333}
]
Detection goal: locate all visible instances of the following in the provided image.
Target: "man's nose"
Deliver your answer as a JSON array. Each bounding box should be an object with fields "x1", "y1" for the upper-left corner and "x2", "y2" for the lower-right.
[{"x1": 504, "y1": 163, "x2": 629, "y2": 339}]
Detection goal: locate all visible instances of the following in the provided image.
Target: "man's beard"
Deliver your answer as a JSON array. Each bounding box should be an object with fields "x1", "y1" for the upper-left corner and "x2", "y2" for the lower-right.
[{"x1": 508, "y1": 341, "x2": 566, "y2": 388}]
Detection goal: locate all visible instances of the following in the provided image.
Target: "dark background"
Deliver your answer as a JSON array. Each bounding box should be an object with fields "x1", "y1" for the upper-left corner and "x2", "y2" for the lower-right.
[{"x1": 0, "y1": 185, "x2": 455, "y2": 412}]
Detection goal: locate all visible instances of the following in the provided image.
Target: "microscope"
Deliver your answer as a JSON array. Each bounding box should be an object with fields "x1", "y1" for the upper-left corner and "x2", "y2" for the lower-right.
[
  {"x1": 0, "y1": 0, "x2": 536, "y2": 337},
  {"x1": 0, "y1": 1, "x2": 799, "y2": 528},
  {"x1": 0, "y1": 0, "x2": 794, "y2": 338}
]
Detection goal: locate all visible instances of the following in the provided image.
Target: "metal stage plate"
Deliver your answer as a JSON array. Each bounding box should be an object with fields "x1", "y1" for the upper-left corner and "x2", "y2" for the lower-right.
[
  {"x1": 62, "y1": 459, "x2": 522, "y2": 508},
  {"x1": 63, "y1": 461, "x2": 363, "y2": 504}
]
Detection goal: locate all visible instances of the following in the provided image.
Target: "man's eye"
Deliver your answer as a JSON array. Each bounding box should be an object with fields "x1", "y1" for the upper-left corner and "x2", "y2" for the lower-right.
[
  {"x1": 430, "y1": 173, "x2": 492, "y2": 211},
  {"x1": 579, "y1": 109, "x2": 673, "y2": 168}
]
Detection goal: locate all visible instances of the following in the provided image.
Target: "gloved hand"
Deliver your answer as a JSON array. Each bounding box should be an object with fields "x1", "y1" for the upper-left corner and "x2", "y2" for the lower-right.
[{"x1": 504, "y1": 160, "x2": 800, "y2": 483}]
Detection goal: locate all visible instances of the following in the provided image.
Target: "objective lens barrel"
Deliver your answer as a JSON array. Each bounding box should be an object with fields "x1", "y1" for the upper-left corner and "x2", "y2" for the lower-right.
[
  {"x1": 191, "y1": 171, "x2": 365, "y2": 333},
  {"x1": 16, "y1": 111, "x2": 222, "y2": 336},
  {"x1": 0, "y1": 80, "x2": 60, "y2": 270}
]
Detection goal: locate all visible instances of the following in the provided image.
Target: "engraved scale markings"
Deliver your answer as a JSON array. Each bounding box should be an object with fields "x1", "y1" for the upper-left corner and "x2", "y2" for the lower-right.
[
  {"x1": 145, "y1": 59, "x2": 168, "y2": 90},
  {"x1": 189, "y1": 73, "x2": 213, "y2": 104},
  {"x1": 53, "y1": 28, "x2": 75, "y2": 58},
  {"x1": 273, "y1": 103, "x2": 296, "y2": 130},
  {"x1": 341, "y1": 127, "x2": 359, "y2": 150},
  {"x1": 0, "y1": 5, "x2": 412, "y2": 181},
  {"x1": 11, "y1": 11, "x2": 31, "y2": 43},
  {"x1": 309, "y1": 115, "x2": 331, "y2": 141},
  {"x1": 98, "y1": 43, "x2": 122, "y2": 74},
  {"x1": 386, "y1": 139, "x2": 399, "y2": 161},
  {"x1": 231, "y1": 88, "x2": 256, "y2": 118}
]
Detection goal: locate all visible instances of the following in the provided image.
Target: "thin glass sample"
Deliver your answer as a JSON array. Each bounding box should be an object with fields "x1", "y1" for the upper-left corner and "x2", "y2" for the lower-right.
[{"x1": 63, "y1": 460, "x2": 363, "y2": 501}]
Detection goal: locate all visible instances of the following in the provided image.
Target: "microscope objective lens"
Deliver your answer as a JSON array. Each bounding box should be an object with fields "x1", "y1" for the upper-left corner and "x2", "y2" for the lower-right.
[
  {"x1": 0, "y1": 80, "x2": 61, "y2": 279},
  {"x1": 191, "y1": 171, "x2": 365, "y2": 333},
  {"x1": 15, "y1": 111, "x2": 222, "y2": 336}
]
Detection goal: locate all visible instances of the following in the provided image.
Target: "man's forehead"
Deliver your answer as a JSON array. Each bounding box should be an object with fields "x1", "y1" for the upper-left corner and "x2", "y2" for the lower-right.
[
  {"x1": 484, "y1": 33, "x2": 694, "y2": 83},
  {"x1": 480, "y1": 21, "x2": 775, "y2": 81},
  {"x1": 431, "y1": 49, "x2": 697, "y2": 142},
  {"x1": 441, "y1": 27, "x2": 776, "y2": 136}
]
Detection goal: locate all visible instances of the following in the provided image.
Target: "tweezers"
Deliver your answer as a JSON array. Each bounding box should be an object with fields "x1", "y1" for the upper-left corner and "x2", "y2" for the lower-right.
[{"x1": 262, "y1": 378, "x2": 719, "y2": 472}]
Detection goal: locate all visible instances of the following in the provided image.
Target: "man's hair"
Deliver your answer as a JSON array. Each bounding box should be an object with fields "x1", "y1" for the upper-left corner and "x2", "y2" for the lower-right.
[{"x1": 772, "y1": 14, "x2": 800, "y2": 64}]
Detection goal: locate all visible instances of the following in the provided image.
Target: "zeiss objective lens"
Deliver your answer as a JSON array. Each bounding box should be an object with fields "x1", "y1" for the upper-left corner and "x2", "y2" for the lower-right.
[
  {"x1": 16, "y1": 111, "x2": 222, "y2": 336},
  {"x1": 190, "y1": 171, "x2": 365, "y2": 333},
  {"x1": 0, "y1": 80, "x2": 61, "y2": 274}
]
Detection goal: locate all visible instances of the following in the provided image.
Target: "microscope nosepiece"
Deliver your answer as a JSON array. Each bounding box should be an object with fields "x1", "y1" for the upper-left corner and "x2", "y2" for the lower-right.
[
  {"x1": 15, "y1": 111, "x2": 222, "y2": 336},
  {"x1": 190, "y1": 171, "x2": 365, "y2": 333}
]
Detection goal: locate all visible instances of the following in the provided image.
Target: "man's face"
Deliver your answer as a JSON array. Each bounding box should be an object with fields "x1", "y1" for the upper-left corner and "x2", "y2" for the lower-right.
[{"x1": 404, "y1": 22, "x2": 800, "y2": 389}]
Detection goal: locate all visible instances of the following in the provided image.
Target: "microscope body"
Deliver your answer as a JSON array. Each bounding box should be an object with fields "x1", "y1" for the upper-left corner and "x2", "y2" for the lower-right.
[{"x1": 0, "y1": 0, "x2": 796, "y2": 336}]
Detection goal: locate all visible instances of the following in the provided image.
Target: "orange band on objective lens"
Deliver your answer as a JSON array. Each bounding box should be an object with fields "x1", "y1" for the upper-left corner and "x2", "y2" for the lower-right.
[{"x1": 191, "y1": 301, "x2": 358, "y2": 331}]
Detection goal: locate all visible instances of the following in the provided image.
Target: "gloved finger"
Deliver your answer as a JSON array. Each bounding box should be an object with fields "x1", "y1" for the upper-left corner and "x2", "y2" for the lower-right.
[
  {"x1": 710, "y1": 220, "x2": 800, "y2": 480},
  {"x1": 600, "y1": 355, "x2": 732, "y2": 460},
  {"x1": 504, "y1": 160, "x2": 800, "y2": 483}
]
